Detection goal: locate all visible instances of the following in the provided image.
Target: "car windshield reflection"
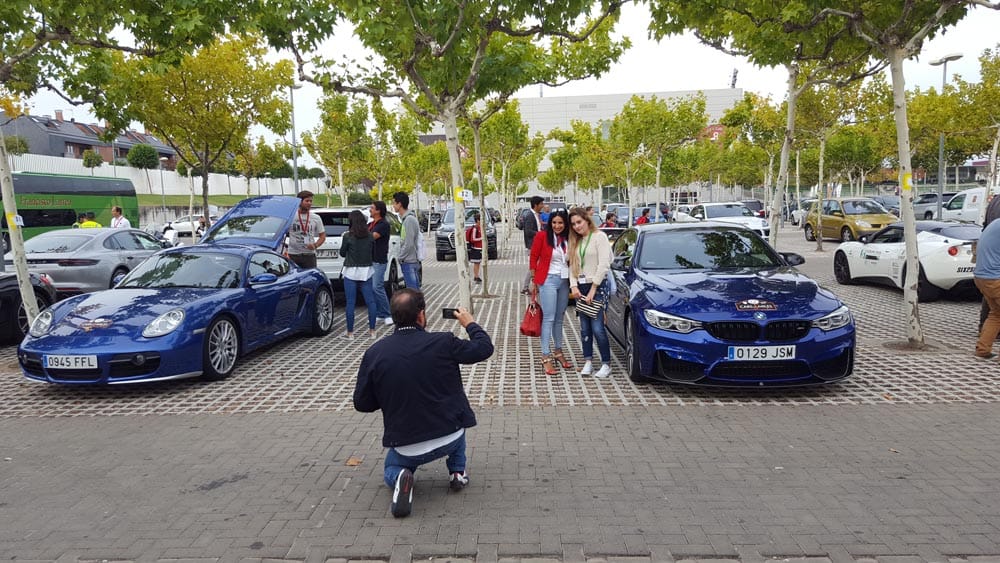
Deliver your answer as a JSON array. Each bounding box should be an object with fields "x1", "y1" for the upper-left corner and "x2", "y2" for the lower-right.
[
  {"x1": 118, "y1": 253, "x2": 243, "y2": 289},
  {"x1": 638, "y1": 230, "x2": 781, "y2": 270},
  {"x1": 201, "y1": 215, "x2": 285, "y2": 243}
]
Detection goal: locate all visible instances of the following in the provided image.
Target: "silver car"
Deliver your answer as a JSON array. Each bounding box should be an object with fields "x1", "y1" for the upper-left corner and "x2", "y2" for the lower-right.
[{"x1": 4, "y1": 228, "x2": 171, "y2": 297}]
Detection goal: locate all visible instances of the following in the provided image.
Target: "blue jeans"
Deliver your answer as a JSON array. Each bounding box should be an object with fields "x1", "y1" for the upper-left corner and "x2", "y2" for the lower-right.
[
  {"x1": 343, "y1": 275, "x2": 376, "y2": 332},
  {"x1": 383, "y1": 432, "x2": 467, "y2": 487},
  {"x1": 578, "y1": 281, "x2": 611, "y2": 363},
  {"x1": 401, "y1": 262, "x2": 421, "y2": 290},
  {"x1": 371, "y1": 261, "x2": 391, "y2": 319},
  {"x1": 539, "y1": 274, "x2": 569, "y2": 356}
]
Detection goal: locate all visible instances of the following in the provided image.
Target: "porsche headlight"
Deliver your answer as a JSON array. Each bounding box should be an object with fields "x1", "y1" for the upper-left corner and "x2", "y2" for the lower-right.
[
  {"x1": 643, "y1": 309, "x2": 703, "y2": 334},
  {"x1": 29, "y1": 309, "x2": 53, "y2": 337},
  {"x1": 856, "y1": 220, "x2": 872, "y2": 228},
  {"x1": 813, "y1": 305, "x2": 852, "y2": 331},
  {"x1": 143, "y1": 309, "x2": 185, "y2": 338}
]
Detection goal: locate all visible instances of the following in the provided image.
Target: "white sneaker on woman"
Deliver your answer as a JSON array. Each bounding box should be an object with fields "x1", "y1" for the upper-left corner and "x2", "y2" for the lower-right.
[
  {"x1": 593, "y1": 364, "x2": 611, "y2": 378},
  {"x1": 579, "y1": 360, "x2": 593, "y2": 375}
]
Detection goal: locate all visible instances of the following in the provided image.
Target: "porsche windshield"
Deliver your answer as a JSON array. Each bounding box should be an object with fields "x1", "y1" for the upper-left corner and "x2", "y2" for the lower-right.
[
  {"x1": 637, "y1": 230, "x2": 782, "y2": 270},
  {"x1": 118, "y1": 252, "x2": 243, "y2": 289}
]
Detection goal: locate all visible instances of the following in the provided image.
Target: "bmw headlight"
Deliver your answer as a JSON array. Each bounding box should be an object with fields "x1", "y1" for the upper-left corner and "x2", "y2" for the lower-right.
[
  {"x1": 643, "y1": 309, "x2": 703, "y2": 334},
  {"x1": 143, "y1": 309, "x2": 185, "y2": 338},
  {"x1": 813, "y1": 305, "x2": 852, "y2": 331},
  {"x1": 29, "y1": 309, "x2": 53, "y2": 337},
  {"x1": 856, "y1": 220, "x2": 872, "y2": 228}
]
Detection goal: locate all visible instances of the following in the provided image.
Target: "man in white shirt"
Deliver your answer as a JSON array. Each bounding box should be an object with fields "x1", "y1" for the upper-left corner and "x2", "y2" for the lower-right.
[
  {"x1": 287, "y1": 190, "x2": 326, "y2": 269},
  {"x1": 110, "y1": 206, "x2": 132, "y2": 229}
]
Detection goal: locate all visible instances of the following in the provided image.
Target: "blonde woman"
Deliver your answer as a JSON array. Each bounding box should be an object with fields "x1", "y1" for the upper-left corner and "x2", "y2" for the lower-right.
[{"x1": 567, "y1": 208, "x2": 613, "y2": 378}]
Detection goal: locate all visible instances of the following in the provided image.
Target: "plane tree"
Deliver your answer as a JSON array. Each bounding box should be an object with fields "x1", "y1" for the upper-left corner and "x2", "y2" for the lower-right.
[{"x1": 302, "y1": 94, "x2": 369, "y2": 207}]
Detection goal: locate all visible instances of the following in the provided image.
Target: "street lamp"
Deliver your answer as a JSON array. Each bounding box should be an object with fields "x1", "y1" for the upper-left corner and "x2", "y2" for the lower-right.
[
  {"x1": 929, "y1": 52, "x2": 963, "y2": 219},
  {"x1": 289, "y1": 83, "x2": 302, "y2": 194},
  {"x1": 158, "y1": 156, "x2": 168, "y2": 219}
]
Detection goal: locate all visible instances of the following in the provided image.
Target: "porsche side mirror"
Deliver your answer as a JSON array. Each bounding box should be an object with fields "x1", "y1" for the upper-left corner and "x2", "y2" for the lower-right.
[{"x1": 250, "y1": 273, "x2": 278, "y2": 285}]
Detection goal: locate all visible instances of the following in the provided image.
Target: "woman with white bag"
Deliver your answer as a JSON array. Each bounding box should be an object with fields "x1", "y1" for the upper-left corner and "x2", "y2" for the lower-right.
[{"x1": 567, "y1": 208, "x2": 613, "y2": 378}]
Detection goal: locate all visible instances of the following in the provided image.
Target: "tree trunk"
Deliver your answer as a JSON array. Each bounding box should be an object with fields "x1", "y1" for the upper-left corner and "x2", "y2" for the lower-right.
[
  {"x1": 201, "y1": 167, "x2": 212, "y2": 238},
  {"x1": 771, "y1": 63, "x2": 799, "y2": 249},
  {"x1": 816, "y1": 132, "x2": 826, "y2": 252},
  {"x1": 443, "y1": 107, "x2": 472, "y2": 312},
  {"x1": 888, "y1": 47, "x2": 925, "y2": 348},
  {"x1": 0, "y1": 140, "x2": 40, "y2": 322},
  {"x1": 337, "y1": 159, "x2": 346, "y2": 208},
  {"x1": 472, "y1": 124, "x2": 492, "y2": 296}
]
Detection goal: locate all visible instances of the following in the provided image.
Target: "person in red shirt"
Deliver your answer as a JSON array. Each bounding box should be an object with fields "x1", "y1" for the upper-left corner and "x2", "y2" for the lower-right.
[
  {"x1": 465, "y1": 214, "x2": 484, "y2": 282},
  {"x1": 634, "y1": 208, "x2": 651, "y2": 225},
  {"x1": 601, "y1": 212, "x2": 617, "y2": 228},
  {"x1": 528, "y1": 209, "x2": 573, "y2": 375}
]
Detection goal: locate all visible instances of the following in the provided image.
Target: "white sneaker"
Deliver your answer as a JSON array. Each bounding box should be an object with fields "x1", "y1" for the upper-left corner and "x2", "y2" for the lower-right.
[
  {"x1": 593, "y1": 364, "x2": 611, "y2": 378},
  {"x1": 579, "y1": 361, "x2": 593, "y2": 375},
  {"x1": 384, "y1": 317, "x2": 394, "y2": 326}
]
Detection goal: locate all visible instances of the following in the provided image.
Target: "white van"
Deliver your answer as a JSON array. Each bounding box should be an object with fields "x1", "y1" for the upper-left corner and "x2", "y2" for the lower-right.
[{"x1": 940, "y1": 187, "x2": 985, "y2": 224}]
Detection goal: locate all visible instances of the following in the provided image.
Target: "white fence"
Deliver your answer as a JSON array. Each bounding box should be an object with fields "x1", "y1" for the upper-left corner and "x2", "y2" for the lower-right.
[{"x1": 8, "y1": 153, "x2": 327, "y2": 198}]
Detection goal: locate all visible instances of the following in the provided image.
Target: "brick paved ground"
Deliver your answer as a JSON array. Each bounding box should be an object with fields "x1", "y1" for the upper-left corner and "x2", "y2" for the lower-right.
[{"x1": 1, "y1": 224, "x2": 998, "y2": 562}]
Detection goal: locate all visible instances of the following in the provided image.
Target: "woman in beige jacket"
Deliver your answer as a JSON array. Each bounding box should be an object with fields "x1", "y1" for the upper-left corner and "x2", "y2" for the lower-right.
[{"x1": 567, "y1": 208, "x2": 613, "y2": 378}]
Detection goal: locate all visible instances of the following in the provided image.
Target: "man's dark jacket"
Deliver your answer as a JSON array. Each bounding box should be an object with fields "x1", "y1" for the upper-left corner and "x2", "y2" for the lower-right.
[
  {"x1": 354, "y1": 323, "x2": 494, "y2": 447},
  {"x1": 522, "y1": 209, "x2": 540, "y2": 249}
]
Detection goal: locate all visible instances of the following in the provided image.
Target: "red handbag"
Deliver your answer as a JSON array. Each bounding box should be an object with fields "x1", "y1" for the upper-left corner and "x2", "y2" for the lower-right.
[{"x1": 519, "y1": 297, "x2": 542, "y2": 337}]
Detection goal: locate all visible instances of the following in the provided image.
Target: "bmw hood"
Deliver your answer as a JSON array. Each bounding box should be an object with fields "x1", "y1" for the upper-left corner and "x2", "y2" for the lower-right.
[
  {"x1": 638, "y1": 268, "x2": 843, "y2": 320},
  {"x1": 42, "y1": 288, "x2": 227, "y2": 338}
]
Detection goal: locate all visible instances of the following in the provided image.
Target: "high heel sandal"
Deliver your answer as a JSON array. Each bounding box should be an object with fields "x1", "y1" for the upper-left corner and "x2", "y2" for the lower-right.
[
  {"x1": 541, "y1": 356, "x2": 558, "y2": 375},
  {"x1": 552, "y1": 349, "x2": 572, "y2": 369}
]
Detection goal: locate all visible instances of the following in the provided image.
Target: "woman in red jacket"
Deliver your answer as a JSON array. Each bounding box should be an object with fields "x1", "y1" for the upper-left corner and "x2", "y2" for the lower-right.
[{"x1": 529, "y1": 209, "x2": 572, "y2": 375}]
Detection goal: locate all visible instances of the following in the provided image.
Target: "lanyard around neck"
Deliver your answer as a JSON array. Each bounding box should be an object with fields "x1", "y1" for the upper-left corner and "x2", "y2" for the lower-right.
[{"x1": 578, "y1": 232, "x2": 592, "y2": 266}]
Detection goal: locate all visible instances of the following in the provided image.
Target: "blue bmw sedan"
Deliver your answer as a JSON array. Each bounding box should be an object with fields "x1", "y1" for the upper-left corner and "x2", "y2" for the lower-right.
[{"x1": 606, "y1": 222, "x2": 855, "y2": 387}]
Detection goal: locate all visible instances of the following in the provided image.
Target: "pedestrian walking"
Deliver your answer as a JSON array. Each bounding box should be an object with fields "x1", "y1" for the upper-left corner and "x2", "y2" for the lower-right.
[
  {"x1": 567, "y1": 208, "x2": 613, "y2": 378},
  {"x1": 393, "y1": 192, "x2": 422, "y2": 290},
  {"x1": 340, "y1": 210, "x2": 377, "y2": 338},
  {"x1": 601, "y1": 212, "x2": 617, "y2": 228},
  {"x1": 354, "y1": 289, "x2": 494, "y2": 518},
  {"x1": 287, "y1": 190, "x2": 326, "y2": 270},
  {"x1": 529, "y1": 208, "x2": 572, "y2": 375},
  {"x1": 520, "y1": 196, "x2": 545, "y2": 295},
  {"x1": 974, "y1": 217, "x2": 1000, "y2": 358},
  {"x1": 635, "y1": 207, "x2": 651, "y2": 225},
  {"x1": 368, "y1": 201, "x2": 393, "y2": 326},
  {"x1": 978, "y1": 192, "x2": 1000, "y2": 331},
  {"x1": 466, "y1": 213, "x2": 484, "y2": 283}
]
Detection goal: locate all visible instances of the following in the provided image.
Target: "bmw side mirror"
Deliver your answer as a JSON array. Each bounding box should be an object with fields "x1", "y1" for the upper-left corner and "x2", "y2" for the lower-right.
[
  {"x1": 611, "y1": 256, "x2": 628, "y2": 271},
  {"x1": 780, "y1": 252, "x2": 805, "y2": 266}
]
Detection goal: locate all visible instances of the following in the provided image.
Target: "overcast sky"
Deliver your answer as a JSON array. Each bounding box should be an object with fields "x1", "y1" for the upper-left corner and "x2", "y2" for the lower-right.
[{"x1": 25, "y1": 4, "x2": 1000, "y2": 168}]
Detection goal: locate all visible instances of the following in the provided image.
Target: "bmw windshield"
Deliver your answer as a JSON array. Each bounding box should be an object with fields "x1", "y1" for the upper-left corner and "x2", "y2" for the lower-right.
[{"x1": 638, "y1": 230, "x2": 782, "y2": 271}]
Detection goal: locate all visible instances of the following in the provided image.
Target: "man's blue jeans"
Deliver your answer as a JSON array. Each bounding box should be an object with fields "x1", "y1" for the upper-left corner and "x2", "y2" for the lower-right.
[
  {"x1": 401, "y1": 262, "x2": 421, "y2": 290},
  {"x1": 371, "y1": 261, "x2": 391, "y2": 319},
  {"x1": 383, "y1": 432, "x2": 467, "y2": 487}
]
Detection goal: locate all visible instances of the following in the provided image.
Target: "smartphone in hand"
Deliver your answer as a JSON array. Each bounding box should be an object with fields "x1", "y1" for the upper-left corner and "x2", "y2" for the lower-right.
[{"x1": 442, "y1": 307, "x2": 460, "y2": 320}]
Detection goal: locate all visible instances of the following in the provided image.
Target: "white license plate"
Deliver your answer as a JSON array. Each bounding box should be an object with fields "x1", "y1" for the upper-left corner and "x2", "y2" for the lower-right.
[
  {"x1": 316, "y1": 249, "x2": 337, "y2": 258},
  {"x1": 44, "y1": 354, "x2": 98, "y2": 369},
  {"x1": 727, "y1": 345, "x2": 795, "y2": 361}
]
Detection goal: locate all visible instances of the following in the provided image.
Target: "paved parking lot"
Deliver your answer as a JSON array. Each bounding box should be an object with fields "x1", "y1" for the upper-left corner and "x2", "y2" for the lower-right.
[
  {"x1": 2, "y1": 223, "x2": 999, "y2": 563},
  {"x1": 0, "y1": 225, "x2": 996, "y2": 417}
]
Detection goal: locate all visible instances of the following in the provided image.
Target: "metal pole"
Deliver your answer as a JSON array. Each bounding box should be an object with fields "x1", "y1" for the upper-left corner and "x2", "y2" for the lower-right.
[
  {"x1": 937, "y1": 61, "x2": 947, "y2": 220},
  {"x1": 290, "y1": 85, "x2": 300, "y2": 194}
]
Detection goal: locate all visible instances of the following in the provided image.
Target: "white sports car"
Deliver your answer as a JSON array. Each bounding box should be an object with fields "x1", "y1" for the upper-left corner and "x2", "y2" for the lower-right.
[
  {"x1": 833, "y1": 221, "x2": 981, "y2": 302},
  {"x1": 674, "y1": 202, "x2": 770, "y2": 238}
]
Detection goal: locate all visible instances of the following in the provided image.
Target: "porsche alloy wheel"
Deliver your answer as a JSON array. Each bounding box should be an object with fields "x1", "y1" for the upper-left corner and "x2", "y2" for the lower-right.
[
  {"x1": 833, "y1": 251, "x2": 854, "y2": 285},
  {"x1": 311, "y1": 287, "x2": 334, "y2": 336},
  {"x1": 203, "y1": 317, "x2": 240, "y2": 380}
]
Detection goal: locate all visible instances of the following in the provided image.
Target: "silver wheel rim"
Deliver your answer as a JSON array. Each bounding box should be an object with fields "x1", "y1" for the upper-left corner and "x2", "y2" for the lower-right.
[
  {"x1": 17, "y1": 297, "x2": 43, "y2": 336},
  {"x1": 834, "y1": 254, "x2": 848, "y2": 282},
  {"x1": 316, "y1": 290, "x2": 333, "y2": 330},
  {"x1": 626, "y1": 323, "x2": 635, "y2": 374},
  {"x1": 208, "y1": 320, "x2": 238, "y2": 374}
]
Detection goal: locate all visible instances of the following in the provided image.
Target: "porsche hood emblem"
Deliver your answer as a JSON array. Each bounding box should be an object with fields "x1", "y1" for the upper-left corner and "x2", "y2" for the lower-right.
[{"x1": 81, "y1": 318, "x2": 113, "y2": 331}]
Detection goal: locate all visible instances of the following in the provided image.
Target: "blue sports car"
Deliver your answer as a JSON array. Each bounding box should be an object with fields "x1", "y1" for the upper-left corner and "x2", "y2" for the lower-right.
[
  {"x1": 606, "y1": 222, "x2": 855, "y2": 387},
  {"x1": 18, "y1": 196, "x2": 335, "y2": 384}
]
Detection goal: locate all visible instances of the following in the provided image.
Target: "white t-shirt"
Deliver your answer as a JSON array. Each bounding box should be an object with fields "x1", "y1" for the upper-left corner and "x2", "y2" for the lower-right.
[
  {"x1": 548, "y1": 239, "x2": 569, "y2": 279},
  {"x1": 288, "y1": 211, "x2": 324, "y2": 255}
]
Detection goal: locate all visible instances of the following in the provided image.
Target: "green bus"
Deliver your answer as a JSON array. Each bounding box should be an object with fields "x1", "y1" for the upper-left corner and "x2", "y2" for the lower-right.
[{"x1": 2, "y1": 172, "x2": 139, "y2": 251}]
